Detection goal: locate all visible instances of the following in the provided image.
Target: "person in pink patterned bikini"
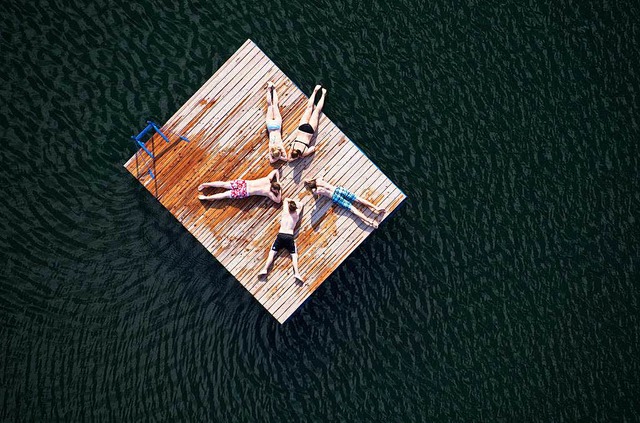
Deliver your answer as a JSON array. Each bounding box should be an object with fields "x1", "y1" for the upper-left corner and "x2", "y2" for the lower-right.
[{"x1": 197, "y1": 169, "x2": 282, "y2": 203}]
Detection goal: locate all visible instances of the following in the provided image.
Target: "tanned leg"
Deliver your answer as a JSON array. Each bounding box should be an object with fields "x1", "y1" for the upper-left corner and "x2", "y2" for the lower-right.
[
  {"x1": 298, "y1": 85, "x2": 320, "y2": 125},
  {"x1": 266, "y1": 81, "x2": 275, "y2": 120},
  {"x1": 309, "y1": 88, "x2": 327, "y2": 130},
  {"x1": 258, "y1": 250, "x2": 277, "y2": 277},
  {"x1": 198, "y1": 191, "x2": 233, "y2": 201},
  {"x1": 291, "y1": 253, "x2": 305, "y2": 285},
  {"x1": 198, "y1": 181, "x2": 233, "y2": 191},
  {"x1": 350, "y1": 207, "x2": 378, "y2": 229},
  {"x1": 272, "y1": 86, "x2": 282, "y2": 123},
  {"x1": 354, "y1": 195, "x2": 386, "y2": 214}
]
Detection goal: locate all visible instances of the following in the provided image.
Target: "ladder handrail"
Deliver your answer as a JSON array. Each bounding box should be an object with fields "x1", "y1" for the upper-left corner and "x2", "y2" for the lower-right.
[{"x1": 130, "y1": 120, "x2": 190, "y2": 182}]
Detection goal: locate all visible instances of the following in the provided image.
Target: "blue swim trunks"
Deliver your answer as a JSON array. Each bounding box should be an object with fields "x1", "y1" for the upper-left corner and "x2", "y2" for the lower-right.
[
  {"x1": 266, "y1": 120, "x2": 281, "y2": 131},
  {"x1": 332, "y1": 186, "x2": 356, "y2": 210}
]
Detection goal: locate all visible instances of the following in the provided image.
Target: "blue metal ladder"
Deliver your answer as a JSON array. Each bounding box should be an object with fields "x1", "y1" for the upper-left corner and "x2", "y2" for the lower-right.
[{"x1": 131, "y1": 121, "x2": 190, "y2": 181}]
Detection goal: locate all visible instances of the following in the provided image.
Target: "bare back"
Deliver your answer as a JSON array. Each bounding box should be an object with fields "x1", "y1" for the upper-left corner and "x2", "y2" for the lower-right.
[
  {"x1": 314, "y1": 178, "x2": 335, "y2": 198},
  {"x1": 279, "y1": 199, "x2": 303, "y2": 235},
  {"x1": 246, "y1": 176, "x2": 272, "y2": 197},
  {"x1": 269, "y1": 130, "x2": 283, "y2": 147}
]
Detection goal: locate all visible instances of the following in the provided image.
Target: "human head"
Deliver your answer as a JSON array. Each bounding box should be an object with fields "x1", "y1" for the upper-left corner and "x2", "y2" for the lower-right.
[
  {"x1": 270, "y1": 181, "x2": 281, "y2": 194},
  {"x1": 304, "y1": 179, "x2": 317, "y2": 191},
  {"x1": 270, "y1": 147, "x2": 282, "y2": 159},
  {"x1": 290, "y1": 149, "x2": 302, "y2": 160},
  {"x1": 288, "y1": 200, "x2": 297, "y2": 212}
]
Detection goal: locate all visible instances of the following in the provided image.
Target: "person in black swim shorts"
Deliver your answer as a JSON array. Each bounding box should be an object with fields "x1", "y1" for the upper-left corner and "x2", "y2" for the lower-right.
[{"x1": 258, "y1": 197, "x2": 306, "y2": 285}]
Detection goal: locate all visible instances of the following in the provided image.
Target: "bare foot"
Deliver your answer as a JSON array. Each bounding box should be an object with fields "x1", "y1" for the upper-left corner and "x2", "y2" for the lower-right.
[
  {"x1": 313, "y1": 84, "x2": 321, "y2": 94},
  {"x1": 312, "y1": 88, "x2": 326, "y2": 105},
  {"x1": 198, "y1": 184, "x2": 207, "y2": 191},
  {"x1": 368, "y1": 219, "x2": 379, "y2": 229},
  {"x1": 294, "y1": 274, "x2": 306, "y2": 285},
  {"x1": 258, "y1": 269, "x2": 268, "y2": 280},
  {"x1": 375, "y1": 207, "x2": 386, "y2": 215},
  {"x1": 267, "y1": 81, "x2": 275, "y2": 89},
  {"x1": 198, "y1": 194, "x2": 208, "y2": 201}
]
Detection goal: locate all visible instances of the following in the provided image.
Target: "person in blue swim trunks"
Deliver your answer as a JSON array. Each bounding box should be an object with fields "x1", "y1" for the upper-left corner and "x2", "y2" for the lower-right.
[{"x1": 303, "y1": 176, "x2": 386, "y2": 228}]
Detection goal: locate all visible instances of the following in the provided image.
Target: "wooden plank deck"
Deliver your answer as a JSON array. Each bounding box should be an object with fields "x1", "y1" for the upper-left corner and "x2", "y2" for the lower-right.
[{"x1": 124, "y1": 39, "x2": 406, "y2": 323}]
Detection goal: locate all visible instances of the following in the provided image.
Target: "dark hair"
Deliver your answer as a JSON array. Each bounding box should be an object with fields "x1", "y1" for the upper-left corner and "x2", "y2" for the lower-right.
[
  {"x1": 270, "y1": 181, "x2": 281, "y2": 194},
  {"x1": 291, "y1": 149, "x2": 301, "y2": 159},
  {"x1": 304, "y1": 179, "x2": 317, "y2": 191},
  {"x1": 288, "y1": 200, "x2": 297, "y2": 212}
]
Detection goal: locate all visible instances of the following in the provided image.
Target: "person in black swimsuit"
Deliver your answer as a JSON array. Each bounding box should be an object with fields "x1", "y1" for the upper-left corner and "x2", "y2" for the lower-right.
[{"x1": 288, "y1": 84, "x2": 327, "y2": 161}]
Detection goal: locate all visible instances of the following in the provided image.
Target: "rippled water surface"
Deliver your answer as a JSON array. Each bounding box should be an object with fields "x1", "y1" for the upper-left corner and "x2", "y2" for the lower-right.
[{"x1": 1, "y1": 0, "x2": 639, "y2": 421}]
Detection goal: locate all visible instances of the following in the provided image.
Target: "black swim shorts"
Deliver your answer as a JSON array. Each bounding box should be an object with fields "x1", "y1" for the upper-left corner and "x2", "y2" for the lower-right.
[{"x1": 271, "y1": 233, "x2": 296, "y2": 254}]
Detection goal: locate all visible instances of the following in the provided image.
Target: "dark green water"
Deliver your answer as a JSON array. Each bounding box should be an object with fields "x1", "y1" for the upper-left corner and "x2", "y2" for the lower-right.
[{"x1": 1, "y1": 0, "x2": 639, "y2": 420}]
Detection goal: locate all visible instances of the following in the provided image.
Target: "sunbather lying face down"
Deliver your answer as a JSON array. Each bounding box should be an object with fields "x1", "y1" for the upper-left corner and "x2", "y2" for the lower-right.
[
  {"x1": 258, "y1": 197, "x2": 306, "y2": 286},
  {"x1": 303, "y1": 176, "x2": 386, "y2": 229},
  {"x1": 265, "y1": 81, "x2": 288, "y2": 164},
  {"x1": 197, "y1": 169, "x2": 282, "y2": 204},
  {"x1": 289, "y1": 85, "x2": 327, "y2": 162}
]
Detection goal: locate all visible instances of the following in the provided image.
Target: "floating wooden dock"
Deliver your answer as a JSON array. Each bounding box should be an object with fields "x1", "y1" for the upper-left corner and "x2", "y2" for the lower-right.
[{"x1": 124, "y1": 39, "x2": 406, "y2": 323}]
